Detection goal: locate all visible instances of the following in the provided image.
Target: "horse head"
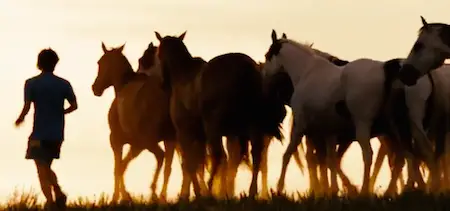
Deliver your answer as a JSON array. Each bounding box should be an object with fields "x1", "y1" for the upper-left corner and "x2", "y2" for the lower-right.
[
  {"x1": 399, "y1": 16, "x2": 450, "y2": 86},
  {"x1": 92, "y1": 42, "x2": 133, "y2": 96},
  {"x1": 137, "y1": 42, "x2": 161, "y2": 76},
  {"x1": 154, "y1": 31, "x2": 191, "y2": 91}
]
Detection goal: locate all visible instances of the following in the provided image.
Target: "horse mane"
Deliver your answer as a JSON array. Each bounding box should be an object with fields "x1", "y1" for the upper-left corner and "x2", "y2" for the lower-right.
[
  {"x1": 106, "y1": 48, "x2": 134, "y2": 73},
  {"x1": 139, "y1": 44, "x2": 158, "y2": 70},
  {"x1": 419, "y1": 23, "x2": 449, "y2": 32},
  {"x1": 159, "y1": 36, "x2": 194, "y2": 68},
  {"x1": 279, "y1": 38, "x2": 317, "y2": 57}
]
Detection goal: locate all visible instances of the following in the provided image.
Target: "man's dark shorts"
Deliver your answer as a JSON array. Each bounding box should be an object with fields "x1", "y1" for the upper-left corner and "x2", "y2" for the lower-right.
[{"x1": 25, "y1": 139, "x2": 63, "y2": 163}]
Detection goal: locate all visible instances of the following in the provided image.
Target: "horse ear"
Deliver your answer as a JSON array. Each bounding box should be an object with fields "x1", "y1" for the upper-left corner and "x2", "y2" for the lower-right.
[
  {"x1": 271, "y1": 29, "x2": 277, "y2": 43},
  {"x1": 310, "y1": 42, "x2": 314, "y2": 47},
  {"x1": 155, "y1": 32, "x2": 162, "y2": 41},
  {"x1": 179, "y1": 31, "x2": 187, "y2": 40},
  {"x1": 117, "y1": 43, "x2": 125, "y2": 53},
  {"x1": 101, "y1": 42, "x2": 108, "y2": 53},
  {"x1": 149, "y1": 42, "x2": 154, "y2": 48},
  {"x1": 282, "y1": 33, "x2": 287, "y2": 39},
  {"x1": 420, "y1": 16, "x2": 428, "y2": 28}
]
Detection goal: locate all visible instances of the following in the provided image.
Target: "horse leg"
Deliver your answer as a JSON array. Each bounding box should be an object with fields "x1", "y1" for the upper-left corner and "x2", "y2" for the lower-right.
[
  {"x1": 110, "y1": 134, "x2": 124, "y2": 203},
  {"x1": 388, "y1": 152, "x2": 405, "y2": 193},
  {"x1": 147, "y1": 143, "x2": 165, "y2": 201},
  {"x1": 384, "y1": 142, "x2": 406, "y2": 196},
  {"x1": 225, "y1": 136, "x2": 241, "y2": 198},
  {"x1": 385, "y1": 152, "x2": 404, "y2": 196},
  {"x1": 204, "y1": 126, "x2": 227, "y2": 198},
  {"x1": 404, "y1": 152, "x2": 423, "y2": 191},
  {"x1": 305, "y1": 137, "x2": 320, "y2": 195},
  {"x1": 260, "y1": 136, "x2": 271, "y2": 199},
  {"x1": 405, "y1": 155, "x2": 415, "y2": 190},
  {"x1": 386, "y1": 143, "x2": 400, "y2": 194},
  {"x1": 293, "y1": 142, "x2": 306, "y2": 175},
  {"x1": 326, "y1": 136, "x2": 338, "y2": 195},
  {"x1": 315, "y1": 138, "x2": 328, "y2": 195},
  {"x1": 444, "y1": 136, "x2": 450, "y2": 191},
  {"x1": 178, "y1": 133, "x2": 205, "y2": 199},
  {"x1": 354, "y1": 119, "x2": 373, "y2": 195},
  {"x1": 410, "y1": 121, "x2": 437, "y2": 193},
  {"x1": 319, "y1": 162, "x2": 329, "y2": 195},
  {"x1": 277, "y1": 115, "x2": 304, "y2": 192},
  {"x1": 160, "y1": 141, "x2": 176, "y2": 201},
  {"x1": 176, "y1": 142, "x2": 192, "y2": 199},
  {"x1": 369, "y1": 136, "x2": 388, "y2": 193},
  {"x1": 335, "y1": 139, "x2": 357, "y2": 195},
  {"x1": 119, "y1": 146, "x2": 144, "y2": 201},
  {"x1": 249, "y1": 132, "x2": 264, "y2": 197},
  {"x1": 197, "y1": 156, "x2": 209, "y2": 195}
]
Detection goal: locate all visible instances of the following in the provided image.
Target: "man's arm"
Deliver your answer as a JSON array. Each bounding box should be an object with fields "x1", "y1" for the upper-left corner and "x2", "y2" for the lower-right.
[
  {"x1": 15, "y1": 80, "x2": 32, "y2": 126},
  {"x1": 64, "y1": 82, "x2": 78, "y2": 114}
]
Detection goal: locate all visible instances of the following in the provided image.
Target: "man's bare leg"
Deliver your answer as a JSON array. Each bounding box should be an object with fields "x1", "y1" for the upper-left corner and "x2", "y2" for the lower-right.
[{"x1": 35, "y1": 160, "x2": 54, "y2": 207}]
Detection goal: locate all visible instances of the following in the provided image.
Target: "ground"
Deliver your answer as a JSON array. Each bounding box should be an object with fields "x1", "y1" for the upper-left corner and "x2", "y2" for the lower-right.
[{"x1": 2, "y1": 190, "x2": 450, "y2": 210}]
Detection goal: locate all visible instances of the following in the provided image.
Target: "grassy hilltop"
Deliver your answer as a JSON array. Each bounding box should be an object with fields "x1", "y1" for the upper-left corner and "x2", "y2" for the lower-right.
[{"x1": 3, "y1": 190, "x2": 450, "y2": 211}]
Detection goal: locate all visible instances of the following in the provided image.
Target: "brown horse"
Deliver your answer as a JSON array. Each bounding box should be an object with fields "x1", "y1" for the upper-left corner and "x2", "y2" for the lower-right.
[
  {"x1": 155, "y1": 31, "x2": 285, "y2": 198},
  {"x1": 92, "y1": 42, "x2": 176, "y2": 202}
]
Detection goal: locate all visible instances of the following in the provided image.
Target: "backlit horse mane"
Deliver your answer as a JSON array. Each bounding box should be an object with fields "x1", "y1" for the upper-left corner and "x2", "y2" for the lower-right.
[
  {"x1": 278, "y1": 38, "x2": 317, "y2": 56},
  {"x1": 137, "y1": 42, "x2": 162, "y2": 76}
]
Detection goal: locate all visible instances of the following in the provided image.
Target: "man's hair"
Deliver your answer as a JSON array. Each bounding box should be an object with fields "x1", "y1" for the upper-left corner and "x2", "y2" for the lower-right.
[{"x1": 37, "y1": 48, "x2": 59, "y2": 72}]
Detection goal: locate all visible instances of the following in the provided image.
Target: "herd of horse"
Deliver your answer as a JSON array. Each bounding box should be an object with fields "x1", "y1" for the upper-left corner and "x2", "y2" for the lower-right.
[{"x1": 90, "y1": 16, "x2": 450, "y2": 202}]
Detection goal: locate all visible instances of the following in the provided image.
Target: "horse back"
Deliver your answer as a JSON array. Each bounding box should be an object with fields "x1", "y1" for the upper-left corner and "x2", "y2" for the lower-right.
[
  {"x1": 340, "y1": 59, "x2": 386, "y2": 118},
  {"x1": 199, "y1": 53, "x2": 284, "y2": 138},
  {"x1": 200, "y1": 53, "x2": 260, "y2": 112}
]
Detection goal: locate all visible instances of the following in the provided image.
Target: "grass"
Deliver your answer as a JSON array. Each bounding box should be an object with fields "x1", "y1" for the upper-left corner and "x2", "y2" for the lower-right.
[{"x1": 2, "y1": 189, "x2": 450, "y2": 211}]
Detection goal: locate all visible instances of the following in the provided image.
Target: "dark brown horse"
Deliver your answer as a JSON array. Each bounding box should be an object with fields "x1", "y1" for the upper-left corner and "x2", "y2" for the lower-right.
[
  {"x1": 155, "y1": 31, "x2": 285, "y2": 198},
  {"x1": 92, "y1": 43, "x2": 176, "y2": 202}
]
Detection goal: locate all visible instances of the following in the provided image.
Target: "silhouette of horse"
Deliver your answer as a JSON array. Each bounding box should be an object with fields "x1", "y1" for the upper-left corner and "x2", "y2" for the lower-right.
[
  {"x1": 155, "y1": 31, "x2": 285, "y2": 198},
  {"x1": 92, "y1": 43, "x2": 176, "y2": 202}
]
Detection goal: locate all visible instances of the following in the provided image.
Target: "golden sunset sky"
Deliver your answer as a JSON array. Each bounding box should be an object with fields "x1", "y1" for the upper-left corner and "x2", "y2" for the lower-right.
[{"x1": 0, "y1": 0, "x2": 449, "y2": 203}]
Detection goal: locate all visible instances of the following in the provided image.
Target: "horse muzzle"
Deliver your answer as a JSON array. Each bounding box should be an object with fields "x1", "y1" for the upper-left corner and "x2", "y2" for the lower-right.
[
  {"x1": 398, "y1": 64, "x2": 421, "y2": 86},
  {"x1": 92, "y1": 85, "x2": 104, "y2": 97}
]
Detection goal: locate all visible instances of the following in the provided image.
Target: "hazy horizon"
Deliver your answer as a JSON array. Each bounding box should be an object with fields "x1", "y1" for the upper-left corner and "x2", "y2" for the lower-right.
[{"x1": 0, "y1": 0, "x2": 448, "y2": 203}]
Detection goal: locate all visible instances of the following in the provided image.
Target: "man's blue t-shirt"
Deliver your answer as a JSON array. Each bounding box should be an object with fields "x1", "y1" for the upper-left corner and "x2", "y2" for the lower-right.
[{"x1": 25, "y1": 72, "x2": 76, "y2": 141}]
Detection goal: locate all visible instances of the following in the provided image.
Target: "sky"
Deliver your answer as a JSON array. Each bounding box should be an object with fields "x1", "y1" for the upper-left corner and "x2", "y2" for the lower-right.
[{"x1": 0, "y1": 0, "x2": 449, "y2": 203}]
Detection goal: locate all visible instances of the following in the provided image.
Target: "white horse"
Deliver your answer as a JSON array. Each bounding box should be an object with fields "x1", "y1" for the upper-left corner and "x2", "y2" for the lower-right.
[
  {"x1": 398, "y1": 16, "x2": 450, "y2": 86},
  {"x1": 263, "y1": 30, "x2": 364, "y2": 194},
  {"x1": 311, "y1": 44, "x2": 450, "y2": 193},
  {"x1": 136, "y1": 42, "x2": 162, "y2": 77},
  {"x1": 271, "y1": 33, "x2": 360, "y2": 194},
  {"x1": 263, "y1": 29, "x2": 447, "y2": 195},
  {"x1": 396, "y1": 16, "x2": 450, "y2": 191}
]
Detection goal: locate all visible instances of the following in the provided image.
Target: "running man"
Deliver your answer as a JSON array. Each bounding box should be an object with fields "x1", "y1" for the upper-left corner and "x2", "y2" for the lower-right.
[{"x1": 15, "y1": 48, "x2": 78, "y2": 209}]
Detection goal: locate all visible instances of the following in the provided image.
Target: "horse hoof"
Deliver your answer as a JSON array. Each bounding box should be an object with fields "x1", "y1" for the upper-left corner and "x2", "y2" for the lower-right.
[
  {"x1": 178, "y1": 194, "x2": 190, "y2": 202},
  {"x1": 277, "y1": 182, "x2": 285, "y2": 193},
  {"x1": 158, "y1": 194, "x2": 167, "y2": 203},
  {"x1": 119, "y1": 199, "x2": 132, "y2": 206},
  {"x1": 260, "y1": 192, "x2": 269, "y2": 199},
  {"x1": 151, "y1": 194, "x2": 158, "y2": 202}
]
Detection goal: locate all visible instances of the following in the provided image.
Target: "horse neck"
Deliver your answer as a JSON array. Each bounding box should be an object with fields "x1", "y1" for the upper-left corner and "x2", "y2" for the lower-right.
[
  {"x1": 282, "y1": 45, "x2": 340, "y2": 86},
  {"x1": 113, "y1": 65, "x2": 136, "y2": 95},
  {"x1": 169, "y1": 56, "x2": 201, "y2": 85}
]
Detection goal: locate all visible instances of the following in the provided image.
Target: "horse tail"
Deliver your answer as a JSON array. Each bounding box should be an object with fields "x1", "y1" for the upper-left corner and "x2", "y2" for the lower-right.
[{"x1": 382, "y1": 58, "x2": 403, "y2": 98}]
